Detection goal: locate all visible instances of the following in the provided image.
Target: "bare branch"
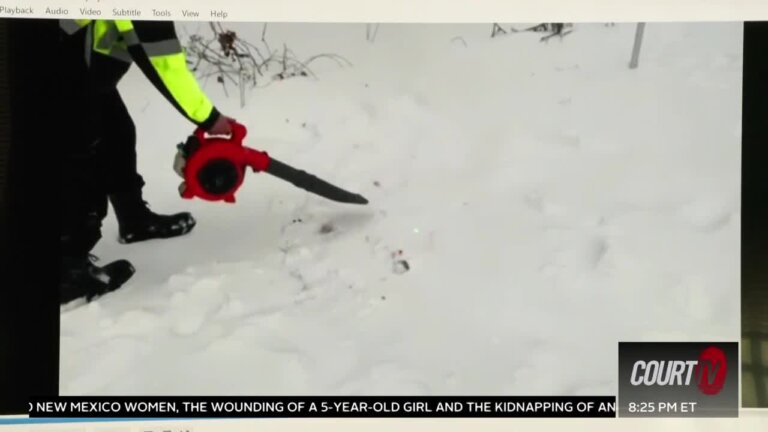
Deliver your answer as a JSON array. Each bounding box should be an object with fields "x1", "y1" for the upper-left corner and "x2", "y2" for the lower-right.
[{"x1": 183, "y1": 23, "x2": 351, "y2": 104}]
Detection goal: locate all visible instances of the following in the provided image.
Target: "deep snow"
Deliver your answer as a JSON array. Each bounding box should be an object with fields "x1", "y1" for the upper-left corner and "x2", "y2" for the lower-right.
[{"x1": 60, "y1": 22, "x2": 742, "y2": 396}]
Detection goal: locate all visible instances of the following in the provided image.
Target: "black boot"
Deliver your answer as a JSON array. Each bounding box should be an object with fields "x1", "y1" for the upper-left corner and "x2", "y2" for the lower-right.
[
  {"x1": 60, "y1": 255, "x2": 135, "y2": 305},
  {"x1": 109, "y1": 191, "x2": 197, "y2": 244}
]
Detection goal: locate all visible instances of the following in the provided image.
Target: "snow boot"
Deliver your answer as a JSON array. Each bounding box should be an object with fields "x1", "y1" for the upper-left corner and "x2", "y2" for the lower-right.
[
  {"x1": 60, "y1": 255, "x2": 135, "y2": 305},
  {"x1": 110, "y1": 191, "x2": 196, "y2": 244}
]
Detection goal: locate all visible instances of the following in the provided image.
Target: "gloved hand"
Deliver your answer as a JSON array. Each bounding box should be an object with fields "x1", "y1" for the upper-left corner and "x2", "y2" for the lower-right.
[{"x1": 208, "y1": 114, "x2": 237, "y2": 136}]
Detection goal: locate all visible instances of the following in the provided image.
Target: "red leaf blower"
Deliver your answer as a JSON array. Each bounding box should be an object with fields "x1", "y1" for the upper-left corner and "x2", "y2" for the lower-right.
[{"x1": 177, "y1": 121, "x2": 369, "y2": 205}]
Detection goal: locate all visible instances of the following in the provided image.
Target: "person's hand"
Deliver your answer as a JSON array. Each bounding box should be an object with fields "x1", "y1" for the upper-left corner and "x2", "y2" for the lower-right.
[{"x1": 207, "y1": 114, "x2": 236, "y2": 136}]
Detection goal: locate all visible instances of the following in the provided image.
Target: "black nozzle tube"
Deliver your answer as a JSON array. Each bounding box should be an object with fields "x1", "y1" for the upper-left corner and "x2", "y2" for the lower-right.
[{"x1": 264, "y1": 158, "x2": 369, "y2": 205}]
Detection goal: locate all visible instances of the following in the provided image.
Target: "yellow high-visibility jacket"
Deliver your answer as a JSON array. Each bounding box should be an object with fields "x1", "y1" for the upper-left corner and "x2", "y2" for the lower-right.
[{"x1": 60, "y1": 19, "x2": 221, "y2": 130}]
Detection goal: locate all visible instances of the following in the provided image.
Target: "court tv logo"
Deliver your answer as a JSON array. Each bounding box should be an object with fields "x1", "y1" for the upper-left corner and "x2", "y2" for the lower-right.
[
  {"x1": 618, "y1": 342, "x2": 737, "y2": 418},
  {"x1": 629, "y1": 345, "x2": 728, "y2": 395}
]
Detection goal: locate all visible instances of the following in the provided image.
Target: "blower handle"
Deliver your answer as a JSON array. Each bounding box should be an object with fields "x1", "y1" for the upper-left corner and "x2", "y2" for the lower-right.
[{"x1": 194, "y1": 119, "x2": 248, "y2": 146}]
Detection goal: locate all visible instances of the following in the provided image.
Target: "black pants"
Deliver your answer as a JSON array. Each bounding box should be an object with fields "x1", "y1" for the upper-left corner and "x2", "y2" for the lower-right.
[
  {"x1": 61, "y1": 88, "x2": 145, "y2": 258},
  {"x1": 59, "y1": 26, "x2": 148, "y2": 259}
]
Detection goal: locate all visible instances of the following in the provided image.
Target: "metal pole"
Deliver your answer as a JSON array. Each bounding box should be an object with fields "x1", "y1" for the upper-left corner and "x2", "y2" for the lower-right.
[
  {"x1": 366, "y1": 23, "x2": 380, "y2": 42},
  {"x1": 629, "y1": 22, "x2": 646, "y2": 69}
]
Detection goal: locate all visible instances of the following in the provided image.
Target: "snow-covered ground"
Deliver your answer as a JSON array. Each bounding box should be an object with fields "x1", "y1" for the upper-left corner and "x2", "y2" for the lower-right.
[{"x1": 60, "y1": 22, "x2": 742, "y2": 396}]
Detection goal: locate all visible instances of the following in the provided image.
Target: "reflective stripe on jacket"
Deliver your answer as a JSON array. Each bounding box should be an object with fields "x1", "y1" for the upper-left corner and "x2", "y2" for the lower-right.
[{"x1": 60, "y1": 19, "x2": 220, "y2": 129}]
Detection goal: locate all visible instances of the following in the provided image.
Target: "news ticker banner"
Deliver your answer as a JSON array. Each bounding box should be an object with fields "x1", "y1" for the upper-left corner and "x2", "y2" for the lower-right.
[
  {"x1": 1, "y1": 1, "x2": 768, "y2": 22},
  {"x1": 19, "y1": 341, "x2": 738, "y2": 420},
  {"x1": 27, "y1": 396, "x2": 617, "y2": 418},
  {"x1": 618, "y1": 342, "x2": 739, "y2": 418}
]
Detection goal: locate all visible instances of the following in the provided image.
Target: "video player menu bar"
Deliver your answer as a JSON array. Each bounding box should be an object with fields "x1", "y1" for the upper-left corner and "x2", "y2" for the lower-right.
[
  {"x1": 0, "y1": 6, "x2": 230, "y2": 20},
  {"x1": 0, "y1": 0, "x2": 767, "y2": 22}
]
